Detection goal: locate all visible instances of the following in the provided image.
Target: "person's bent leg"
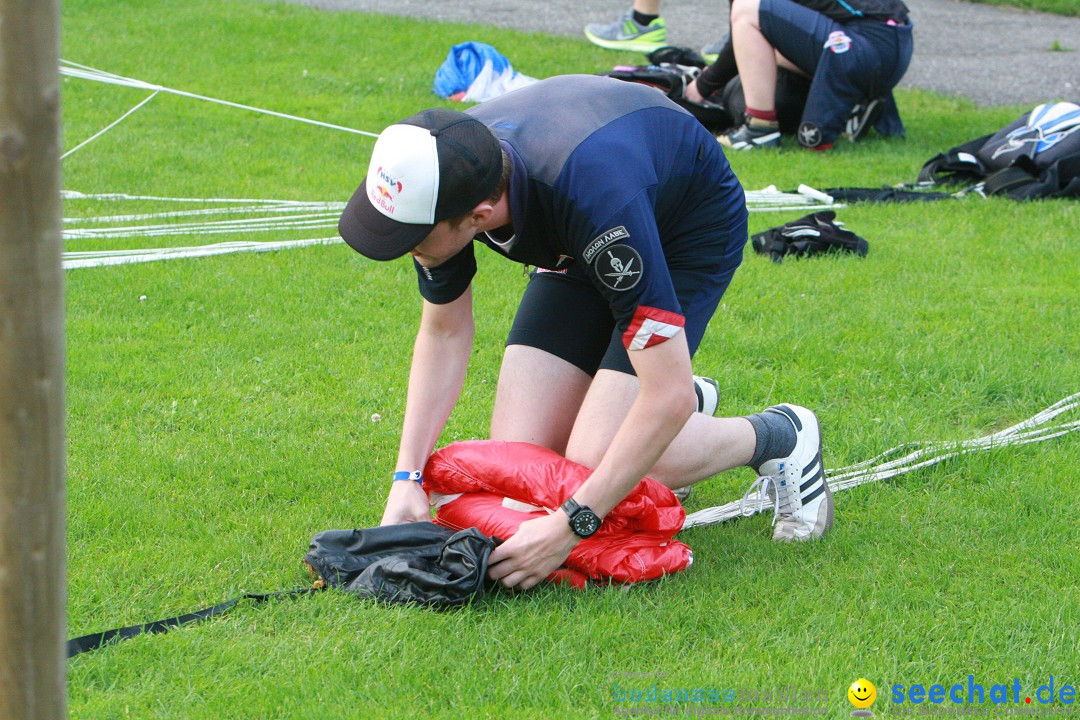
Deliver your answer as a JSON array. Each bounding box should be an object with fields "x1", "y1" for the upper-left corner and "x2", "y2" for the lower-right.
[
  {"x1": 564, "y1": 368, "x2": 757, "y2": 489},
  {"x1": 490, "y1": 268, "x2": 614, "y2": 454},
  {"x1": 490, "y1": 345, "x2": 592, "y2": 454},
  {"x1": 729, "y1": 0, "x2": 777, "y2": 112}
]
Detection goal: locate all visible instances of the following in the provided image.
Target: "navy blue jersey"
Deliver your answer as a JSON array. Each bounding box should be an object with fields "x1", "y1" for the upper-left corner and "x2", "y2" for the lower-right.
[{"x1": 415, "y1": 74, "x2": 747, "y2": 350}]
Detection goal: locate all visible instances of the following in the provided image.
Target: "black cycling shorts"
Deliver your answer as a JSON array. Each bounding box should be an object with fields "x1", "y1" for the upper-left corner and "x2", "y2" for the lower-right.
[{"x1": 505, "y1": 223, "x2": 746, "y2": 376}]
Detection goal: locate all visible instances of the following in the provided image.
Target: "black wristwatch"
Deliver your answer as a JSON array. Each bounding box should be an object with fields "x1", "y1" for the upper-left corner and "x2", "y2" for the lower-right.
[{"x1": 561, "y1": 498, "x2": 602, "y2": 538}]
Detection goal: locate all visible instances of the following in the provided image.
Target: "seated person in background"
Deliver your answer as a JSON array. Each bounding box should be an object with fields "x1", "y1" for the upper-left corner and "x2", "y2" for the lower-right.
[
  {"x1": 690, "y1": 0, "x2": 912, "y2": 151},
  {"x1": 685, "y1": 33, "x2": 812, "y2": 137}
]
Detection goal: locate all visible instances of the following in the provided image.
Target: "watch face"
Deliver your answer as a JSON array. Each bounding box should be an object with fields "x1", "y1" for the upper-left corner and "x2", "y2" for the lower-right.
[{"x1": 572, "y1": 510, "x2": 601, "y2": 537}]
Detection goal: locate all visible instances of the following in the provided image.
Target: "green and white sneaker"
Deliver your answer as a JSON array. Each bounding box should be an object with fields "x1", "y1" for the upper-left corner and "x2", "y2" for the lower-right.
[
  {"x1": 700, "y1": 40, "x2": 725, "y2": 64},
  {"x1": 742, "y1": 404, "x2": 833, "y2": 541},
  {"x1": 584, "y1": 10, "x2": 667, "y2": 53}
]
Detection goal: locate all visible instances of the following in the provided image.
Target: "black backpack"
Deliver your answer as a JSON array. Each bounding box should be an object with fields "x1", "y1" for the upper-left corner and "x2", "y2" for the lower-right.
[
  {"x1": 597, "y1": 49, "x2": 732, "y2": 131},
  {"x1": 598, "y1": 47, "x2": 810, "y2": 134},
  {"x1": 919, "y1": 102, "x2": 1080, "y2": 199}
]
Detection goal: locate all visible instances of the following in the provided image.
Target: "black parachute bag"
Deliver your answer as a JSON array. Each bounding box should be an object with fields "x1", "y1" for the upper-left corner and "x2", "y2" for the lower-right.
[
  {"x1": 598, "y1": 47, "x2": 733, "y2": 131},
  {"x1": 918, "y1": 102, "x2": 1080, "y2": 199},
  {"x1": 304, "y1": 522, "x2": 498, "y2": 608},
  {"x1": 751, "y1": 210, "x2": 868, "y2": 263},
  {"x1": 721, "y1": 70, "x2": 812, "y2": 135}
]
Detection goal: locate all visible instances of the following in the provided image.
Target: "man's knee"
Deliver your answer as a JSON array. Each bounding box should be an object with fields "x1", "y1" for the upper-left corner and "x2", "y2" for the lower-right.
[
  {"x1": 563, "y1": 369, "x2": 639, "y2": 469},
  {"x1": 730, "y1": 0, "x2": 763, "y2": 28},
  {"x1": 490, "y1": 345, "x2": 591, "y2": 453}
]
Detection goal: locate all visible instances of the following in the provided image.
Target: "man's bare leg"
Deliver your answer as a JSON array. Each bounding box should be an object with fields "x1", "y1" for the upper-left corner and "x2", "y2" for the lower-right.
[
  {"x1": 489, "y1": 345, "x2": 593, "y2": 454},
  {"x1": 564, "y1": 369, "x2": 756, "y2": 490}
]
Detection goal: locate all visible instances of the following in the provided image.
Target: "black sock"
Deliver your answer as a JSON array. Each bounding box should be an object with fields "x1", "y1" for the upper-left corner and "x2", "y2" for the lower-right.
[
  {"x1": 695, "y1": 38, "x2": 737, "y2": 99},
  {"x1": 745, "y1": 408, "x2": 797, "y2": 472},
  {"x1": 632, "y1": 10, "x2": 658, "y2": 25}
]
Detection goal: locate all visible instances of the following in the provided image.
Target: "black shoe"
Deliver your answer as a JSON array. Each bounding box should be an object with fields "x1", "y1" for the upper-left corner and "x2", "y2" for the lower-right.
[{"x1": 845, "y1": 98, "x2": 884, "y2": 141}]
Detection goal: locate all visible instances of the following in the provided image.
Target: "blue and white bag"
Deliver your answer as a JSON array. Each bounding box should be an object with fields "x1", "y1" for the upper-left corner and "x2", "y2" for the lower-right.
[
  {"x1": 919, "y1": 102, "x2": 1080, "y2": 199},
  {"x1": 433, "y1": 42, "x2": 536, "y2": 103}
]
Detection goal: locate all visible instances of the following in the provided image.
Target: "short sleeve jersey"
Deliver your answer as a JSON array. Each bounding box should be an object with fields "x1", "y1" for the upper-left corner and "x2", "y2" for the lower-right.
[{"x1": 415, "y1": 74, "x2": 747, "y2": 350}]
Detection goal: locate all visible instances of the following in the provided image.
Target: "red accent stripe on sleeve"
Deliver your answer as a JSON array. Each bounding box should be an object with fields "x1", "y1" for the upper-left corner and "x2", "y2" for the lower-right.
[{"x1": 622, "y1": 306, "x2": 686, "y2": 350}]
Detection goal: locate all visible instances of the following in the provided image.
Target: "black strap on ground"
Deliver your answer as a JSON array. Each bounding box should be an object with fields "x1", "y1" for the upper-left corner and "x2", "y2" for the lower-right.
[
  {"x1": 67, "y1": 587, "x2": 320, "y2": 658},
  {"x1": 821, "y1": 186, "x2": 957, "y2": 203}
]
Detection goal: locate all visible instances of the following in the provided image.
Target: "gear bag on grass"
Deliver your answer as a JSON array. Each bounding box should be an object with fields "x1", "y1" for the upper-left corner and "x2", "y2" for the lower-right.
[
  {"x1": 751, "y1": 211, "x2": 868, "y2": 263},
  {"x1": 918, "y1": 102, "x2": 1080, "y2": 199},
  {"x1": 598, "y1": 46, "x2": 809, "y2": 133},
  {"x1": 721, "y1": 71, "x2": 811, "y2": 136},
  {"x1": 304, "y1": 522, "x2": 497, "y2": 607},
  {"x1": 598, "y1": 61, "x2": 731, "y2": 131}
]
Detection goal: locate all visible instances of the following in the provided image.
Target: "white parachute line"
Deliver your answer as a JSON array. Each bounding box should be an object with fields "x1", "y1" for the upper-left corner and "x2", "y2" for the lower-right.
[
  {"x1": 63, "y1": 222, "x2": 338, "y2": 241},
  {"x1": 681, "y1": 393, "x2": 1080, "y2": 531},
  {"x1": 63, "y1": 190, "x2": 323, "y2": 205},
  {"x1": 60, "y1": 60, "x2": 380, "y2": 139},
  {"x1": 824, "y1": 393, "x2": 1080, "y2": 481},
  {"x1": 64, "y1": 202, "x2": 344, "y2": 225},
  {"x1": 63, "y1": 212, "x2": 340, "y2": 240},
  {"x1": 62, "y1": 237, "x2": 341, "y2": 270},
  {"x1": 61, "y1": 89, "x2": 162, "y2": 160},
  {"x1": 749, "y1": 204, "x2": 844, "y2": 213},
  {"x1": 826, "y1": 423, "x2": 1079, "y2": 487}
]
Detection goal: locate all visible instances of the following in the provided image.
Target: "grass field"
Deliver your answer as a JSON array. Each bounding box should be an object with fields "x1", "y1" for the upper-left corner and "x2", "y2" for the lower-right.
[
  {"x1": 964, "y1": 0, "x2": 1080, "y2": 17},
  {"x1": 61, "y1": 1, "x2": 1079, "y2": 718}
]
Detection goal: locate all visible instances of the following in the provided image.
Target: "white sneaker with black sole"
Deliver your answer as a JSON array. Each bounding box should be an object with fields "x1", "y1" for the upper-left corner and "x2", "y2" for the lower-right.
[
  {"x1": 742, "y1": 404, "x2": 832, "y2": 541},
  {"x1": 693, "y1": 375, "x2": 720, "y2": 416}
]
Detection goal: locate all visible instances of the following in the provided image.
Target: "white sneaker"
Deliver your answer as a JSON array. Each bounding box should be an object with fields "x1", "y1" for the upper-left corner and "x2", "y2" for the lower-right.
[
  {"x1": 694, "y1": 375, "x2": 720, "y2": 415},
  {"x1": 742, "y1": 404, "x2": 832, "y2": 541}
]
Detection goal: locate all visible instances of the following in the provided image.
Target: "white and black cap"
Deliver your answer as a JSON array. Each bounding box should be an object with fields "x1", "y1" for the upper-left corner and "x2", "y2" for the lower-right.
[{"x1": 338, "y1": 108, "x2": 503, "y2": 261}]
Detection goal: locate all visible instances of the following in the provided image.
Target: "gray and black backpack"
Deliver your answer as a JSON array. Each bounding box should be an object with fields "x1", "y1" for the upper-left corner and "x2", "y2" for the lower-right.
[{"x1": 919, "y1": 102, "x2": 1080, "y2": 199}]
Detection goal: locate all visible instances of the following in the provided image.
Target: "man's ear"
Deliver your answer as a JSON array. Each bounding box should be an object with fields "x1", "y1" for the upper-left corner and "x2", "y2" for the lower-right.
[{"x1": 470, "y1": 200, "x2": 496, "y2": 227}]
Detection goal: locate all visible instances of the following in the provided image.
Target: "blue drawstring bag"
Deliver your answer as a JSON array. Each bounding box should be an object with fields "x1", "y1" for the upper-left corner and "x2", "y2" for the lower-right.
[{"x1": 434, "y1": 42, "x2": 530, "y2": 101}]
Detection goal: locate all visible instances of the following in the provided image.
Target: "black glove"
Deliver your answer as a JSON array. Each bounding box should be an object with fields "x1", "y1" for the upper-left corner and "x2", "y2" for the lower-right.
[{"x1": 751, "y1": 210, "x2": 868, "y2": 263}]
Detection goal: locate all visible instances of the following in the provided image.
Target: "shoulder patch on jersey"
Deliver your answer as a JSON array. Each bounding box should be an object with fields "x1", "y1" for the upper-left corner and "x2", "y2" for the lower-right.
[
  {"x1": 583, "y1": 226, "x2": 630, "y2": 264},
  {"x1": 594, "y1": 244, "x2": 643, "y2": 292}
]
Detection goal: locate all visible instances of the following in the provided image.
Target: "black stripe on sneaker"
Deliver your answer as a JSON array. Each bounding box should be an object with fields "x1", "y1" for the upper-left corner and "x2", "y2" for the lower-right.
[
  {"x1": 801, "y1": 482, "x2": 825, "y2": 505},
  {"x1": 769, "y1": 405, "x2": 802, "y2": 431},
  {"x1": 694, "y1": 383, "x2": 704, "y2": 413},
  {"x1": 802, "y1": 455, "x2": 821, "y2": 479},
  {"x1": 800, "y1": 462, "x2": 823, "y2": 493}
]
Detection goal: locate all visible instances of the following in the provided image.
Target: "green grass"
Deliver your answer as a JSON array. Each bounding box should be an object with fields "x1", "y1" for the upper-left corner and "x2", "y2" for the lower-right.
[
  {"x1": 62, "y1": 1, "x2": 1079, "y2": 718},
  {"x1": 964, "y1": 0, "x2": 1080, "y2": 17}
]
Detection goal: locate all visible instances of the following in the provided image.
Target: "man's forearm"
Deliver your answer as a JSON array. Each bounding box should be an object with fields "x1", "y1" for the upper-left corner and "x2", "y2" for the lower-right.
[
  {"x1": 570, "y1": 334, "x2": 696, "y2": 518},
  {"x1": 396, "y1": 294, "x2": 474, "y2": 471}
]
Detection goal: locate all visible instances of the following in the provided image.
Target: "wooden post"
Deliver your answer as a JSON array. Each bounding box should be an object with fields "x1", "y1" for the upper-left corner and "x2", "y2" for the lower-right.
[{"x1": 0, "y1": 0, "x2": 67, "y2": 717}]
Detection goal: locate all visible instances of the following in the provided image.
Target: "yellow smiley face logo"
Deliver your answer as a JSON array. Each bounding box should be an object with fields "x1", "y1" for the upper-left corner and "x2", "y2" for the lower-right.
[{"x1": 848, "y1": 679, "x2": 877, "y2": 709}]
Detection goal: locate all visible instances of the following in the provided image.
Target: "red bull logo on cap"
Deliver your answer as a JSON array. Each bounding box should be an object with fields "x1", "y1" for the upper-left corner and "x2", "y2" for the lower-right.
[{"x1": 371, "y1": 166, "x2": 404, "y2": 215}]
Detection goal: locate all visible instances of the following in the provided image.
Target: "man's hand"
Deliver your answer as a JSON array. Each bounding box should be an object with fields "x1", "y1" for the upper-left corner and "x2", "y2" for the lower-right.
[
  {"x1": 379, "y1": 479, "x2": 431, "y2": 526},
  {"x1": 487, "y1": 512, "x2": 580, "y2": 591}
]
